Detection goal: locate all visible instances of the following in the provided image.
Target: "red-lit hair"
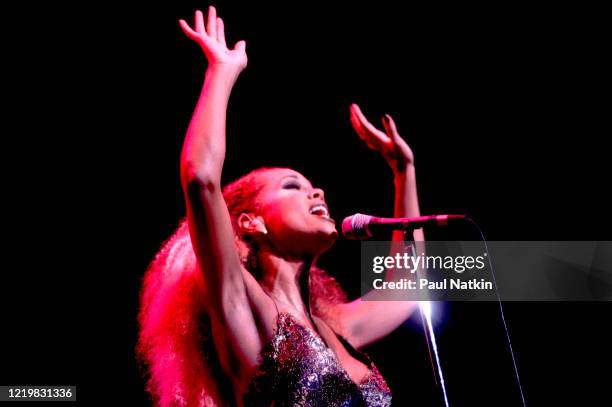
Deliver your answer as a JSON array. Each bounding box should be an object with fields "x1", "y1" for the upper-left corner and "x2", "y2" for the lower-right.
[{"x1": 137, "y1": 168, "x2": 347, "y2": 406}]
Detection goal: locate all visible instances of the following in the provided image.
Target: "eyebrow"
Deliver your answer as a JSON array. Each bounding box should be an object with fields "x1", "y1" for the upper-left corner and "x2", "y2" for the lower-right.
[{"x1": 280, "y1": 175, "x2": 300, "y2": 185}]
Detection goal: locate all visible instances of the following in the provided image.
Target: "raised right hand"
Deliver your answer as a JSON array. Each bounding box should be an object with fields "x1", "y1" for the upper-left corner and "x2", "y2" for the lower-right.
[{"x1": 179, "y1": 6, "x2": 247, "y2": 74}]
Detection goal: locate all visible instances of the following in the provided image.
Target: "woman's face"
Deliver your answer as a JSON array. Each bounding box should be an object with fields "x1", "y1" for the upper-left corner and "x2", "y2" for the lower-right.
[{"x1": 254, "y1": 169, "x2": 338, "y2": 257}]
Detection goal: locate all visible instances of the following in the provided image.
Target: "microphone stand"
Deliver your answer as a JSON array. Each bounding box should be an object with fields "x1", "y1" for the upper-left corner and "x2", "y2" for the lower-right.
[{"x1": 404, "y1": 230, "x2": 450, "y2": 407}]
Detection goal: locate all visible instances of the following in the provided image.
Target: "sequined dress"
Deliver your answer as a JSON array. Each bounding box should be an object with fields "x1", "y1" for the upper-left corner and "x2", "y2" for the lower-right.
[{"x1": 243, "y1": 311, "x2": 392, "y2": 406}]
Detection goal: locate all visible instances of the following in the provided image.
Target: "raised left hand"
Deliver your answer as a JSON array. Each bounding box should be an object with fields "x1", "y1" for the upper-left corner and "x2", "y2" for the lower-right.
[{"x1": 349, "y1": 103, "x2": 414, "y2": 173}]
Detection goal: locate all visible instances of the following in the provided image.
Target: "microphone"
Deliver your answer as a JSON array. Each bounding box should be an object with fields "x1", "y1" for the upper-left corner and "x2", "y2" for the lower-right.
[{"x1": 342, "y1": 213, "x2": 466, "y2": 240}]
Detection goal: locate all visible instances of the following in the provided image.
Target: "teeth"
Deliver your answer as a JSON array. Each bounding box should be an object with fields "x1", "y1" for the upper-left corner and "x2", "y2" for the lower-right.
[{"x1": 309, "y1": 204, "x2": 329, "y2": 217}]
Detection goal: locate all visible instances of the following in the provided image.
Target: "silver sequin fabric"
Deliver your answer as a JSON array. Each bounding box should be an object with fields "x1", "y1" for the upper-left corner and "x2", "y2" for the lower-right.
[{"x1": 243, "y1": 312, "x2": 392, "y2": 406}]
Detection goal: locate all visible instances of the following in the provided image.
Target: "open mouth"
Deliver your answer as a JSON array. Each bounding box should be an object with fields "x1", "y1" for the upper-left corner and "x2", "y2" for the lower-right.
[{"x1": 309, "y1": 203, "x2": 334, "y2": 222}]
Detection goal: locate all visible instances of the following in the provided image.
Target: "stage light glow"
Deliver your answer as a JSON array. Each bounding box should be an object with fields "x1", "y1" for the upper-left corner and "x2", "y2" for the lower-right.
[{"x1": 420, "y1": 300, "x2": 432, "y2": 320}]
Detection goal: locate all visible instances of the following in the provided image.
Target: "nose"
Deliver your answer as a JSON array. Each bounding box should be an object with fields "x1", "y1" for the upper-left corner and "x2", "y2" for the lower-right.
[{"x1": 309, "y1": 187, "x2": 325, "y2": 200}]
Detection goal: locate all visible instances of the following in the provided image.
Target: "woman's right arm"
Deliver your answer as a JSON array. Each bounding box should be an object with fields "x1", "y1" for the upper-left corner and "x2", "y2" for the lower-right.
[{"x1": 178, "y1": 7, "x2": 250, "y2": 319}]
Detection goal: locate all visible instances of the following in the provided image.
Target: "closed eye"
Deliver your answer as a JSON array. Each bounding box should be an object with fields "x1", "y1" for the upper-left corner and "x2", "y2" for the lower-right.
[{"x1": 282, "y1": 181, "x2": 301, "y2": 190}]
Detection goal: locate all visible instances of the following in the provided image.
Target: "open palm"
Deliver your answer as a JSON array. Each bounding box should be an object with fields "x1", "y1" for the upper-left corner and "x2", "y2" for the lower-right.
[
  {"x1": 179, "y1": 6, "x2": 247, "y2": 72},
  {"x1": 349, "y1": 104, "x2": 414, "y2": 172}
]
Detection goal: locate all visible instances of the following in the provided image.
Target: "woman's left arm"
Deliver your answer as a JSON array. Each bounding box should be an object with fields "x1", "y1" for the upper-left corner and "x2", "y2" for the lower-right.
[{"x1": 333, "y1": 104, "x2": 422, "y2": 349}]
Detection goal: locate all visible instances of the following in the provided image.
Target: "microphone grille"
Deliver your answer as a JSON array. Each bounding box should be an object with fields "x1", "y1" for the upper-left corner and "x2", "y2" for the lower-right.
[{"x1": 341, "y1": 213, "x2": 373, "y2": 240}]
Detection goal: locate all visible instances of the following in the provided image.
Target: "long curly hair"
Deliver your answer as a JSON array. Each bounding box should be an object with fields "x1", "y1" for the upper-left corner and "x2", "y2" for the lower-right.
[{"x1": 137, "y1": 167, "x2": 347, "y2": 406}]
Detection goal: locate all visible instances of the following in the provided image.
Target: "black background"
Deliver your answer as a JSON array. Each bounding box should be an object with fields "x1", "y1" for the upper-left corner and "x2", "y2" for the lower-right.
[{"x1": 2, "y1": 0, "x2": 610, "y2": 406}]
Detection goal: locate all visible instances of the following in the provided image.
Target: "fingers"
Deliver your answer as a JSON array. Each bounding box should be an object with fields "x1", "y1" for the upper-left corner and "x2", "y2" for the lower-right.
[
  {"x1": 382, "y1": 114, "x2": 401, "y2": 144},
  {"x1": 234, "y1": 40, "x2": 246, "y2": 52},
  {"x1": 179, "y1": 19, "x2": 198, "y2": 40},
  {"x1": 349, "y1": 105, "x2": 375, "y2": 148},
  {"x1": 181, "y1": 8, "x2": 228, "y2": 48},
  {"x1": 350, "y1": 104, "x2": 390, "y2": 149},
  {"x1": 350, "y1": 110, "x2": 377, "y2": 150},
  {"x1": 350, "y1": 108, "x2": 385, "y2": 152},
  {"x1": 207, "y1": 6, "x2": 217, "y2": 39},
  {"x1": 349, "y1": 107, "x2": 369, "y2": 140},
  {"x1": 195, "y1": 9, "x2": 205, "y2": 33},
  {"x1": 351, "y1": 104, "x2": 386, "y2": 140},
  {"x1": 349, "y1": 104, "x2": 370, "y2": 138},
  {"x1": 217, "y1": 17, "x2": 226, "y2": 46}
]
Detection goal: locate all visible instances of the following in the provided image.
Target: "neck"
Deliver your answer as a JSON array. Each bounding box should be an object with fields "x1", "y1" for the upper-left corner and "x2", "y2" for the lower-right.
[{"x1": 259, "y1": 250, "x2": 316, "y2": 315}]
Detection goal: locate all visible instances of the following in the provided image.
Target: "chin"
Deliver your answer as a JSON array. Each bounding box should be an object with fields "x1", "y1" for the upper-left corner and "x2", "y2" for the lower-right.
[
  {"x1": 279, "y1": 220, "x2": 339, "y2": 255},
  {"x1": 314, "y1": 227, "x2": 338, "y2": 252}
]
